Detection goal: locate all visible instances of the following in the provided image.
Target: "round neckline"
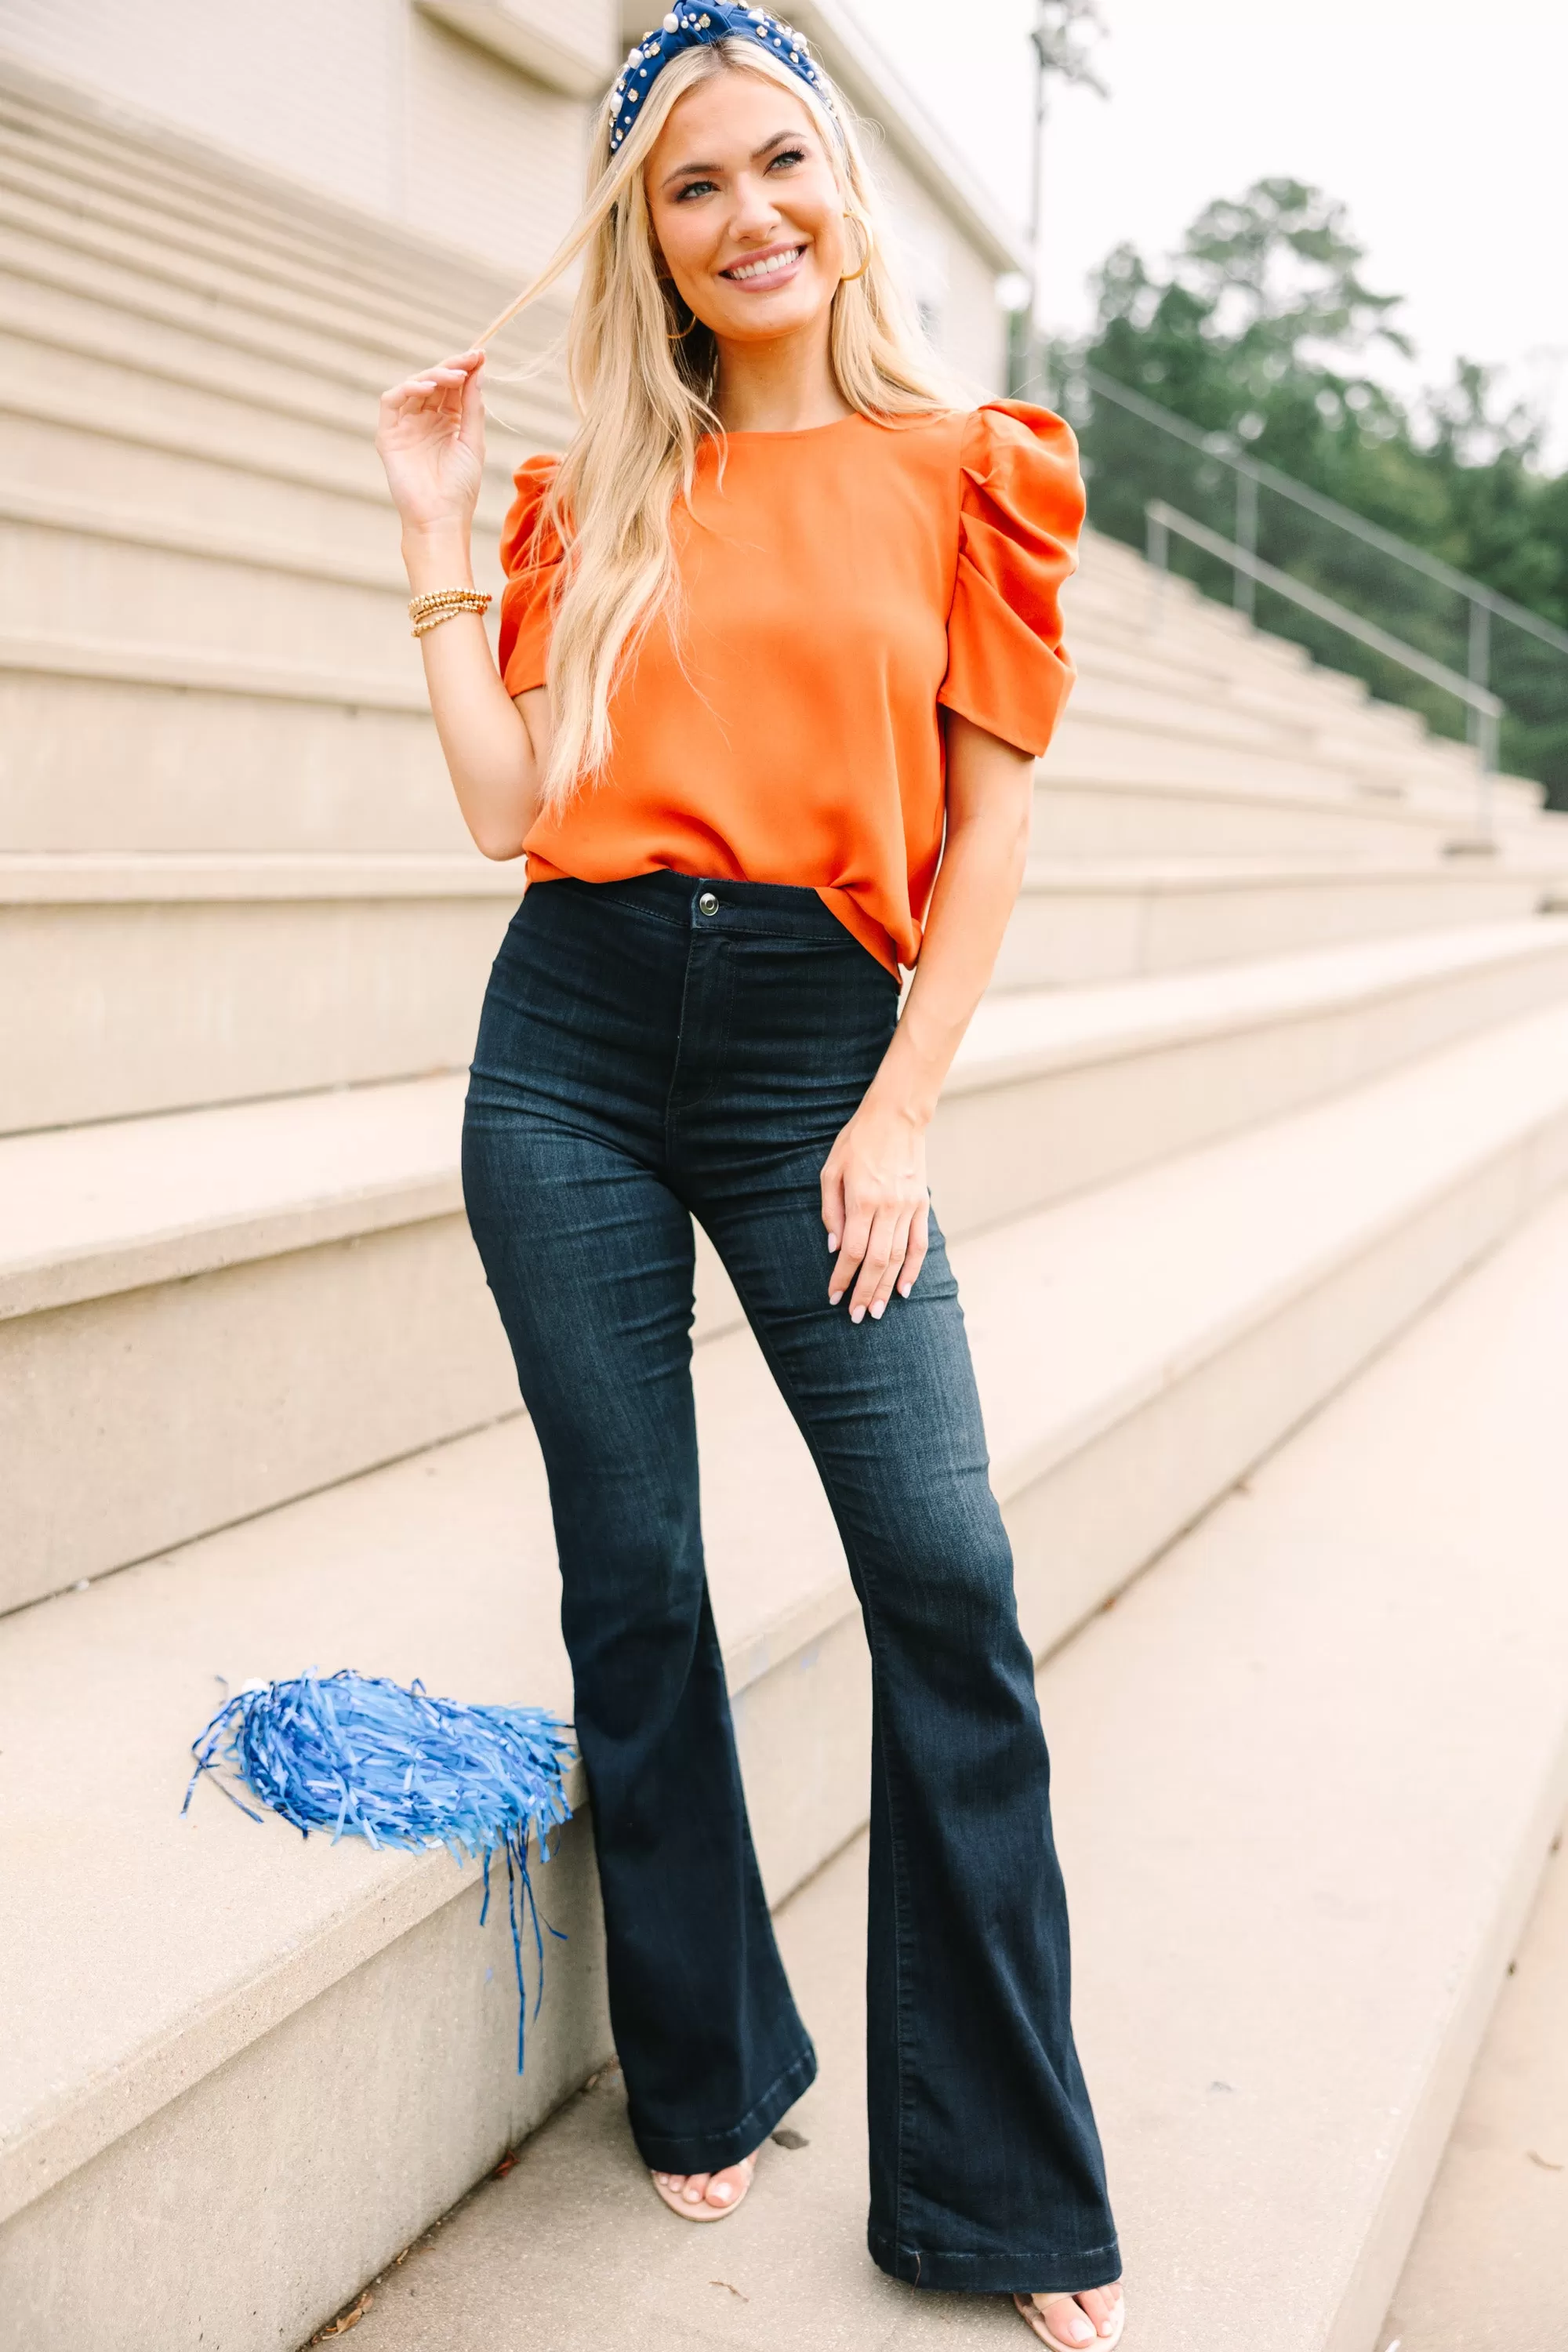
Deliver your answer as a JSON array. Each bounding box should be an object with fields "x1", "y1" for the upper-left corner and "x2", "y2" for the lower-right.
[{"x1": 710, "y1": 411, "x2": 866, "y2": 442}]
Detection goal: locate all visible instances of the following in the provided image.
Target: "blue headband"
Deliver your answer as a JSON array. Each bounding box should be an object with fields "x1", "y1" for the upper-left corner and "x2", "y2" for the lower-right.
[{"x1": 608, "y1": 8, "x2": 836, "y2": 152}]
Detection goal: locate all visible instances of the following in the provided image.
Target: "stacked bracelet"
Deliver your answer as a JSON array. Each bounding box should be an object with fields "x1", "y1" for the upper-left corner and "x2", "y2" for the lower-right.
[{"x1": 408, "y1": 587, "x2": 492, "y2": 639}]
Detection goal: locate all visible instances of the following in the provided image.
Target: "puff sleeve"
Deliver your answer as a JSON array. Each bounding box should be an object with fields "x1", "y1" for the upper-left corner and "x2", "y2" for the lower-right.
[
  {"x1": 938, "y1": 401, "x2": 1085, "y2": 756},
  {"x1": 495, "y1": 453, "x2": 565, "y2": 698}
]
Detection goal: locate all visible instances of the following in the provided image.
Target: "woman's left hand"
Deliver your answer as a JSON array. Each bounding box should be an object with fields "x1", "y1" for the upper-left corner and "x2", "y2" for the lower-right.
[{"x1": 820, "y1": 1096, "x2": 930, "y2": 1323}]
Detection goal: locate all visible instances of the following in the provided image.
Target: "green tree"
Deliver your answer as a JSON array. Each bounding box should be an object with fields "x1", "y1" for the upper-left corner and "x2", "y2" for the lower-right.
[{"x1": 1059, "y1": 180, "x2": 1568, "y2": 800}]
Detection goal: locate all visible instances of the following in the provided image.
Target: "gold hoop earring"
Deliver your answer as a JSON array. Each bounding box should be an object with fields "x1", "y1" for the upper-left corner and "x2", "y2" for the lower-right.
[{"x1": 840, "y1": 214, "x2": 873, "y2": 283}]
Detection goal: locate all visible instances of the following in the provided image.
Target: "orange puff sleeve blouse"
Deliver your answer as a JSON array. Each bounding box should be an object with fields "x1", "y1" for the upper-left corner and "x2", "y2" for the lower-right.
[{"x1": 495, "y1": 401, "x2": 1084, "y2": 977}]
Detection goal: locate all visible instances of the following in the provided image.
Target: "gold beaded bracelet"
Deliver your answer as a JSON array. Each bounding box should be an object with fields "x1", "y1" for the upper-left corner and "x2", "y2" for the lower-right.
[{"x1": 408, "y1": 587, "x2": 492, "y2": 638}]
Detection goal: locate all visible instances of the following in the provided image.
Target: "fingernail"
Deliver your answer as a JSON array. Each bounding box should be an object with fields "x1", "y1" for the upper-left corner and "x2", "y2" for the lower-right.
[
  {"x1": 870, "y1": 1300, "x2": 885, "y2": 1320},
  {"x1": 850, "y1": 1305, "x2": 865, "y2": 1324},
  {"x1": 829, "y1": 1290, "x2": 843, "y2": 1305},
  {"x1": 898, "y1": 1281, "x2": 912, "y2": 1298},
  {"x1": 826, "y1": 1232, "x2": 839, "y2": 1251}
]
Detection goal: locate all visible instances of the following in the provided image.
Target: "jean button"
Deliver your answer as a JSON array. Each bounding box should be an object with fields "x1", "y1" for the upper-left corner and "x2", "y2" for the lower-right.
[{"x1": 698, "y1": 891, "x2": 719, "y2": 916}]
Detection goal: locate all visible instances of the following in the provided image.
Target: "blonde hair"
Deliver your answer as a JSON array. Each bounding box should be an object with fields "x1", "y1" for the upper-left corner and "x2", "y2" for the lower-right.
[{"x1": 477, "y1": 38, "x2": 955, "y2": 811}]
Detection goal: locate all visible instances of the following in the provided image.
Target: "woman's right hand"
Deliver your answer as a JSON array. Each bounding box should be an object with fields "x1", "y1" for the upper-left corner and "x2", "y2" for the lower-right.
[{"x1": 376, "y1": 348, "x2": 487, "y2": 535}]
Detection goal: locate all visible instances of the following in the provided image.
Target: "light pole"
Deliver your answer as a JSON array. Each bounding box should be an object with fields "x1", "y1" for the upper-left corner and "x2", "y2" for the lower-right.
[{"x1": 1016, "y1": 2, "x2": 1108, "y2": 399}]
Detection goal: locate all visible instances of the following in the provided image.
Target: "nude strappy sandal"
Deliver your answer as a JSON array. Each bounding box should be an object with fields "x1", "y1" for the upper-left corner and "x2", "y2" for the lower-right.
[
  {"x1": 649, "y1": 2152, "x2": 757, "y2": 2223},
  {"x1": 1013, "y1": 2289, "x2": 1126, "y2": 2350}
]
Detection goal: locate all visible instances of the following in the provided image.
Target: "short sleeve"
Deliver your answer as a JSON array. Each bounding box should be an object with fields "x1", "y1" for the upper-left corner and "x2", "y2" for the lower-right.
[
  {"x1": 938, "y1": 401, "x2": 1085, "y2": 757},
  {"x1": 496, "y1": 454, "x2": 565, "y2": 698}
]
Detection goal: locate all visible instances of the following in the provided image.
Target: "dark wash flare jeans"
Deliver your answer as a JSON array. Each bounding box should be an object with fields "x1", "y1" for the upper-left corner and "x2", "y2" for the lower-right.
[{"x1": 462, "y1": 871, "x2": 1120, "y2": 2297}]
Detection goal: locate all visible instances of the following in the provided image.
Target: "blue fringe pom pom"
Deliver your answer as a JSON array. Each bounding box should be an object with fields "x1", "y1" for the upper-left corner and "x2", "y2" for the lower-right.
[{"x1": 183, "y1": 1670, "x2": 575, "y2": 2070}]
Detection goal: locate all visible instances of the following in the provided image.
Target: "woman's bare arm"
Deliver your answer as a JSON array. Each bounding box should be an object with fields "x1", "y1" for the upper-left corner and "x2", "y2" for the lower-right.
[
  {"x1": 820, "y1": 710, "x2": 1035, "y2": 1319},
  {"x1": 375, "y1": 347, "x2": 550, "y2": 858}
]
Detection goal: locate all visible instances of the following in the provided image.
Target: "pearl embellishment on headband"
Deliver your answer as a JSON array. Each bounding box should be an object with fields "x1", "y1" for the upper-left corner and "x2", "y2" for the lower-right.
[{"x1": 605, "y1": 4, "x2": 837, "y2": 151}]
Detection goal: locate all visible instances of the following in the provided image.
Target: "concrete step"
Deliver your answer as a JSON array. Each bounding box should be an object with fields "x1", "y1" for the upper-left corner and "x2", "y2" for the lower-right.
[
  {"x1": 0, "y1": 853, "x2": 524, "y2": 1131},
  {"x1": 0, "y1": 346, "x2": 524, "y2": 527},
  {"x1": 299, "y1": 1191, "x2": 1568, "y2": 2352},
  {"x1": 0, "y1": 158, "x2": 517, "y2": 376},
  {"x1": 0, "y1": 78, "x2": 532, "y2": 321},
  {"x1": 8, "y1": 925, "x2": 1568, "y2": 1598},
  {"x1": 0, "y1": 644, "x2": 1510, "y2": 885},
  {"x1": 0, "y1": 617, "x2": 1495, "y2": 887},
  {"x1": 0, "y1": 261, "x2": 564, "y2": 484},
  {"x1": 0, "y1": 496, "x2": 470, "y2": 681},
  {"x1": 1050, "y1": 701, "x2": 1483, "y2": 826},
  {"x1": 0, "y1": 1072, "x2": 517, "y2": 1608},
  {"x1": 0, "y1": 209, "x2": 569, "y2": 436},
  {"x1": 0, "y1": 60, "x2": 576, "y2": 437},
  {"x1": 0, "y1": 400, "x2": 517, "y2": 572},
  {"x1": 1069, "y1": 558, "x2": 1531, "y2": 812},
  {"x1": 4, "y1": 853, "x2": 1557, "y2": 1135},
  {"x1": 942, "y1": 917, "x2": 1568, "y2": 1231},
  {"x1": 1034, "y1": 764, "x2": 1469, "y2": 858},
  {"x1": 0, "y1": 637, "x2": 1519, "y2": 861},
  {"x1": 1073, "y1": 545, "x2": 1501, "y2": 724},
  {"x1": 999, "y1": 856, "x2": 1557, "y2": 987},
  {"x1": 1068, "y1": 622, "x2": 1533, "y2": 815},
  {"x1": 1065, "y1": 655, "x2": 1382, "y2": 763},
  {"x1": 14, "y1": 492, "x2": 1480, "y2": 809},
  {"x1": 0, "y1": 481, "x2": 1492, "y2": 830},
  {"x1": 1381, "y1": 1817, "x2": 1568, "y2": 2350},
  {"x1": 0, "y1": 317, "x2": 1487, "y2": 829},
  {"x1": 0, "y1": 658, "x2": 460, "y2": 855},
  {"x1": 5, "y1": 1015, "x2": 1568, "y2": 2350},
  {"x1": 0, "y1": 201, "x2": 469, "y2": 396}
]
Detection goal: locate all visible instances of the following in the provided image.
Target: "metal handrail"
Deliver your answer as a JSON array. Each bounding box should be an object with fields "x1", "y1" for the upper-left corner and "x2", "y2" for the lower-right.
[
  {"x1": 1145, "y1": 500, "x2": 1504, "y2": 842},
  {"x1": 1083, "y1": 365, "x2": 1568, "y2": 662}
]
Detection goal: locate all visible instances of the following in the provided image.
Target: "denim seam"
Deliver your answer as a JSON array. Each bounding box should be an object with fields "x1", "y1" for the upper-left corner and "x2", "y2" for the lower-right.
[
  {"x1": 866, "y1": 2228, "x2": 1123, "y2": 2266},
  {"x1": 706, "y1": 920, "x2": 873, "y2": 948},
  {"x1": 866, "y1": 2223, "x2": 1123, "y2": 2296},
  {"x1": 557, "y1": 882, "x2": 688, "y2": 933},
  {"x1": 698, "y1": 1257, "x2": 924, "y2": 2258},
  {"x1": 664, "y1": 922, "x2": 699, "y2": 1160},
  {"x1": 665, "y1": 934, "x2": 737, "y2": 1145}
]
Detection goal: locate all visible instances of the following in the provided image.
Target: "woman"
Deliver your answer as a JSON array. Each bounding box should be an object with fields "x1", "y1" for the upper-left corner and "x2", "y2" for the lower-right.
[{"x1": 375, "y1": 10, "x2": 1123, "y2": 2345}]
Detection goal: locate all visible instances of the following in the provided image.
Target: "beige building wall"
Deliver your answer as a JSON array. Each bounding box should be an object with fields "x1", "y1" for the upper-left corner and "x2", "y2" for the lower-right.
[
  {"x1": 871, "y1": 144, "x2": 1010, "y2": 396},
  {"x1": 0, "y1": 0, "x2": 1022, "y2": 387},
  {"x1": 0, "y1": 0, "x2": 604, "y2": 279}
]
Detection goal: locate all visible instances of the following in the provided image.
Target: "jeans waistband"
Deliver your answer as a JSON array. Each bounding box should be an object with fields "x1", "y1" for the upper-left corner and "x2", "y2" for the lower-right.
[{"x1": 551, "y1": 869, "x2": 854, "y2": 946}]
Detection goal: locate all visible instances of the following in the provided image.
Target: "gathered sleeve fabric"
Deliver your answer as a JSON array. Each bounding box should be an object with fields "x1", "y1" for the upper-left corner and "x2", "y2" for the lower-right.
[
  {"x1": 496, "y1": 453, "x2": 565, "y2": 698},
  {"x1": 938, "y1": 400, "x2": 1085, "y2": 757}
]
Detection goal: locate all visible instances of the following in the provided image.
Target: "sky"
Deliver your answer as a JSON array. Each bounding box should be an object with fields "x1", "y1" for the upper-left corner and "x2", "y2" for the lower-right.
[{"x1": 847, "y1": 0, "x2": 1568, "y2": 462}]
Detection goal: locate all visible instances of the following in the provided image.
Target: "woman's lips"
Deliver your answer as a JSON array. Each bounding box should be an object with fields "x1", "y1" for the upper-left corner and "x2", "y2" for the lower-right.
[{"x1": 720, "y1": 242, "x2": 808, "y2": 287}]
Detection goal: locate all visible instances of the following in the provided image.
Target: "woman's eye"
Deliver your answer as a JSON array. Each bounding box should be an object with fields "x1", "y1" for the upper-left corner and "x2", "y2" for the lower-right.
[
  {"x1": 768, "y1": 147, "x2": 807, "y2": 170},
  {"x1": 675, "y1": 177, "x2": 718, "y2": 201}
]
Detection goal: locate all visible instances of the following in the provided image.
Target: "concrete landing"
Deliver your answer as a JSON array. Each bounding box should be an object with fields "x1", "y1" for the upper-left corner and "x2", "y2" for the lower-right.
[
  {"x1": 309, "y1": 1188, "x2": 1568, "y2": 2352},
  {"x1": 1382, "y1": 1822, "x2": 1568, "y2": 2352}
]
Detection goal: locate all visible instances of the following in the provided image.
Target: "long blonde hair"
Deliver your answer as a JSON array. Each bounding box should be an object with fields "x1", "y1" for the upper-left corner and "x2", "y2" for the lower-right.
[{"x1": 477, "y1": 37, "x2": 955, "y2": 811}]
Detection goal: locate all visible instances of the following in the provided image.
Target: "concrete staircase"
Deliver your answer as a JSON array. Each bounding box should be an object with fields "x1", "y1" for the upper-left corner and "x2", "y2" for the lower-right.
[{"x1": 4, "y1": 49, "x2": 1568, "y2": 2352}]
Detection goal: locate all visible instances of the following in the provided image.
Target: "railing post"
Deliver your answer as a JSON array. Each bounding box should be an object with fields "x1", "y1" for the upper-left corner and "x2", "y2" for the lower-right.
[
  {"x1": 1146, "y1": 503, "x2": 1170, "y2": 633},
  {"x1": 1466, "y1": 597, "x2": 1493, "y2": 751},
  {"x1": 1234, "y1": 469, "x2": 1258, "y2": 624},
  {"x1": 1476, "y1": 703, "x2": 1499, "y2": 847}
]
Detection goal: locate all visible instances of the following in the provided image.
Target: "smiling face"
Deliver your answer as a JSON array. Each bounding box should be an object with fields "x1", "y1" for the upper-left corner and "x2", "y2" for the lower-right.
[{"x1": 644, "y1": 66, "x2": 848, "y2": 347}]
